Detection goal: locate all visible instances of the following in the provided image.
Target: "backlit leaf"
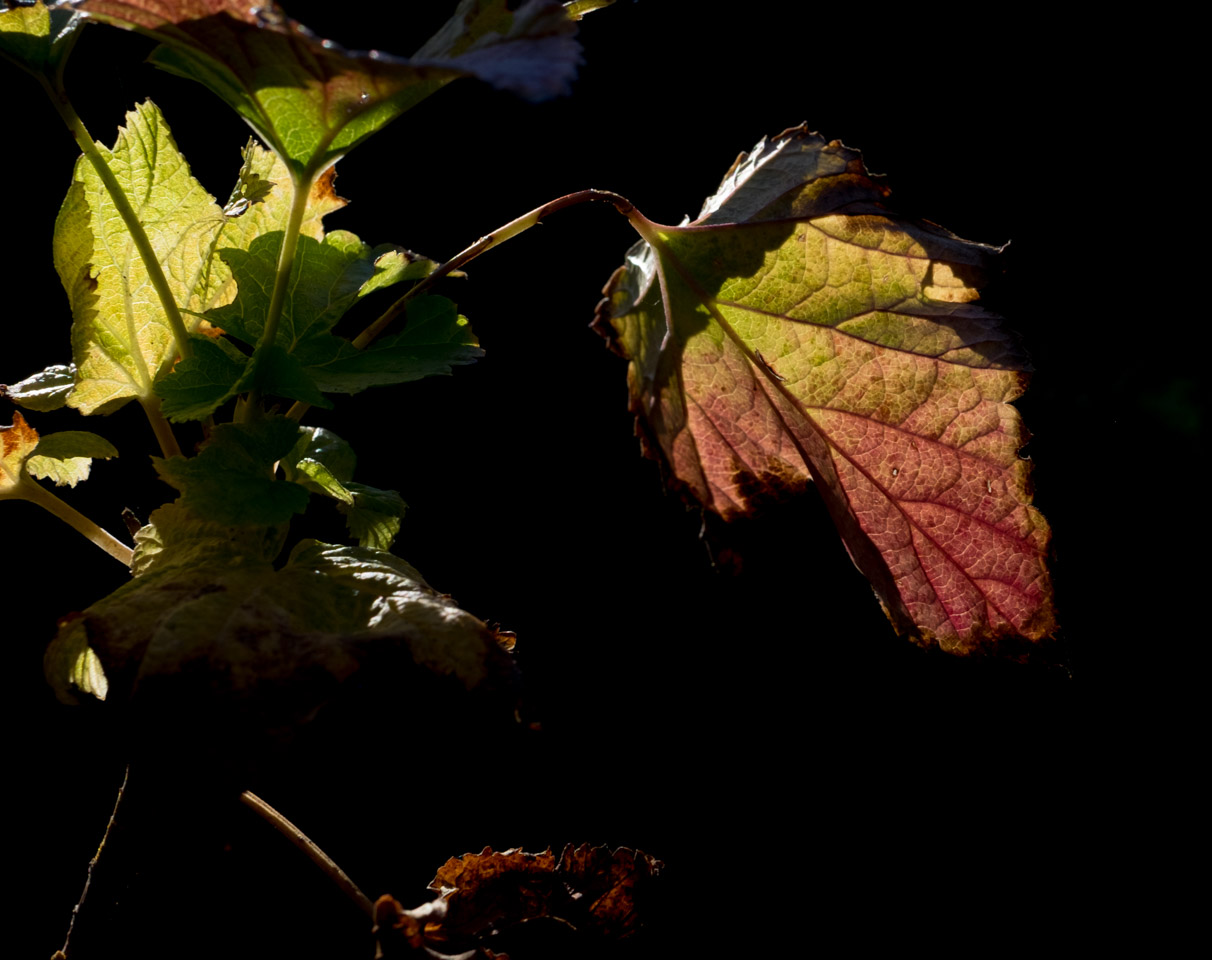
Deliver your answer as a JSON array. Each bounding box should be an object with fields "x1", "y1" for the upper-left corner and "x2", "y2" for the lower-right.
[
  {"x1": 0, "y1": 410, "x2": 40, "y2": 498},
  {"x1": 0, "y1": 0, "x2": 82, "y2": 76},
  {"x1": 27, "y1": 429, "x2": 118, "y2": 487},
  {"x1": 58, "y1": 100, "x2": 224, "y2": 414},
  {"x1": 68, "y1": 0, "x2": 580, "y2": 173},
  {"x1": 337, "y1": 482, "x2": 407, "y2": 551},
  {"x1": 597, "y1": 125, "x2": 1054, "y2": 655}
]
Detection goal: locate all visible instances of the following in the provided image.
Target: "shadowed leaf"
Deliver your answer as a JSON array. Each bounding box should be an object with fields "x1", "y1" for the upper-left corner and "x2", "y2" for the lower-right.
[
  {"x1": 597, "y1": 125, "x2": 1054, "y2": 655},
  {"x1": 67, "y1": 0, "x2": 581, "y2": 173},
  {"x1": 2, "y1": 363, "x2": 76, "y2": 411},
  {"x1": 27, "y1": 430, "x2": 118, "y2": 487},
  {"x1": 0, "y1": 0, "x2": 81, "y2": 76}
]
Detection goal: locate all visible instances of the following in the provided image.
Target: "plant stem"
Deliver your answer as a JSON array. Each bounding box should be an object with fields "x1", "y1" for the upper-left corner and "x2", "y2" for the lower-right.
[
  {"x1": 140, "y1": 396, "x2": 182, "y2": 459},
  {"x1": 53, "y1": 766, "x2": 130, "y2": 960},
  {"x1": 17, "y1": 476, "x2": 134, "y2": 567},
  {"x1": 240, "y1": 790, "x2": 373, "y2": 919},
  {"x1": 39, "y1": 76, "x2": 193, "y2": 365},
  {"x1": 243, "y1": 169, "x2": 313, "y2": 418},
  {"x1": 285, "y1": 189, "x2": 637, "y2": 422}
]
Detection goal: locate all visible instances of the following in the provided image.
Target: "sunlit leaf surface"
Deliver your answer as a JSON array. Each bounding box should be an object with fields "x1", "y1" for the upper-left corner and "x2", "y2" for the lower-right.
[{"x1": 597, "y1": 125, "x2": 1054, "y2": 655}]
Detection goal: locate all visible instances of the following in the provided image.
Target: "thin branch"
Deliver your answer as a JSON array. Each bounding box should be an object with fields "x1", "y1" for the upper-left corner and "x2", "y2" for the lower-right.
[
  {"x1": 284, "y1": 189, "x2": 636, "y2": 422},
  {"x1": 53, "y1": 765, "x2": 130, "y2": 960},
  {"x1": 240, "y1": 790, "x2": 373, "y2": 919}
]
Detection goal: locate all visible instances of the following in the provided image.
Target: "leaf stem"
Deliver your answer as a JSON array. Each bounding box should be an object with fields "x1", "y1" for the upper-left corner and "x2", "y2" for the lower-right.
[
  {"x1": 140, "y1": 396, "x2": 182, "y2": 459},
  {"x1": 244, "y1": 169, "x2": 312, "y2": 417},
  {"x1": 38, "y1": 75, "x2": 194, "y2": 365},
  {"x1": 15, "y1": 475, "x2": 134, "y2": 567},
  {"x1": 240, "y1": 790, "x2": 373, "y2": 918},
  {"x1": 285, "y1": 189, "x2": 637, "y2": 422}
]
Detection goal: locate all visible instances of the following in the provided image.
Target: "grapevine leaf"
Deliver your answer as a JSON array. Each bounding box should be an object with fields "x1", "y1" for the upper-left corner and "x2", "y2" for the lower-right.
[
  {"x1": 290, "y1": 458, "x2": 354, "y2": 505},
  {"x1": 0, "y1": 0, "x2": 82, "y2": 76},
  {"x1": 2, "y1": 363, "x2": 76, "y2": 411},
  {"x1": 68, "y1": 0, "x2": 580, "y2": 173},
  {"x1": 337, "y1": 482, "x2": 407, "y2": 551},
  {"x1": 153, "y1": 417, "x2": 309, "y2": 525},
  {"x1": 44, "y1": 614, "x2": 109, "y2": 705},
  {"x1": 27, "y1": 430, "x2": 118, "y2": 487},
  {"x1": 281, "y1": 426, "x2": 356, "y2": 484},
  {"x1": 596, "y1": 125, "x2": 1054, "y2": 655},
  {"x1": 295, "y1": 295, "x2": 484, "y2": 394},
  {"x1": 131, "y1": 500, "x2": 288, "y2": 578},
  {"x1": 47, "y1": 537, "x2": 517, "y2": 756},
  {"x1": 154, "y1": 335, "x2": 249, "y2": 421},
  {"x1": 0, "y1": 410, "x2": 40, "y2": 498},
  {"x1": 58, "y1": 100, "x2": 225, "y2": 414}
]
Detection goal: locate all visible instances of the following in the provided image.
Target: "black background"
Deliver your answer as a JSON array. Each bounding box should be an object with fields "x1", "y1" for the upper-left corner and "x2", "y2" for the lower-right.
[{"x1": 6, "y1": 2, "x2": 1195, "y2": 957}]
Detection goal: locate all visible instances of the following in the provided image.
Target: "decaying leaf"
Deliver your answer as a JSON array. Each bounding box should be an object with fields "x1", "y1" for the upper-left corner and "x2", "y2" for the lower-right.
[
  {"x1": 67, "y1": 0, "x2": 581, "y2": 174},
  {"x1": 374, "y1": 844, "x2": 663, "y2": 957},
  {"x1": 596, "y1": 125, "x2": 1054, "y2": 656},
  {"x1": 0, "y1": 411, "x2": 116, "y2": 495},
  {"x1": 0, "y1": 410, "x2": 41, "y2": 498}
]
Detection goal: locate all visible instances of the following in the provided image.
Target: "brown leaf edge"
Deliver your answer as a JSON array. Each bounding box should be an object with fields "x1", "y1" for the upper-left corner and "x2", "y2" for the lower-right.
[{"x1": 374, "y1": 843, "x2": 663, "y2": 957}]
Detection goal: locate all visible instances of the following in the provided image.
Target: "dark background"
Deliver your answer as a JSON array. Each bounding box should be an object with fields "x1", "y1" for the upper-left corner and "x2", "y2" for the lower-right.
[{"x1": 6, "y1": 2, "x2": 1195, "y2": 956}]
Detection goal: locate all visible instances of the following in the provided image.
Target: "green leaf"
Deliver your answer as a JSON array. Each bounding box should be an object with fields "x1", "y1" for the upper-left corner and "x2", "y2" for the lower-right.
[
  {"x1": 27, "y1": 429, "x2": 118, "y2": 487},
  {"x1": 71, "y1": 0, "x2": 580, "y2": 174},
  {"x1": 209, "y1": 230, "x2": 390, "y2": 350},
  {"x1": 43, "y1": 615, "x2": 109, "y2": 705},
  {"x1": 2, "y1": 364, "x2": 76, "y2": 412},
  {"x1": 47, "y1": 537, "x2": 516, "y2": 750},
  {"x1": 59, "y1": 100, "x2": 225, "y2": 414},
  {"x1": 296, "y1": 295, "x2": 484, "y2": 394},
  {"x1": 597, "y1": 125, "x2": 1055, "y2": 655},
  {"x1": 338, "y1": 482, "x2": 407, "y2": 551},
  {"x1": 0, "y1": 0, "x2": 82, "y2": 76},
  {"x1": 155, "y1": 335, "x2": 248, "y2": 421},
  {"x1": 131, "y1": 500, "x2": 289, "y2": 578},
  {"x1": 153, "y1": 417, "x2": 309, "y2": 526},
  {"x1": 282, "y1": 426, "x2": 356, "y2": 485}
]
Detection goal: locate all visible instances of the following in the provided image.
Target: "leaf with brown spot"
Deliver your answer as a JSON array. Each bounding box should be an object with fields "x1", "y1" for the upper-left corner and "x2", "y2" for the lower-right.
[{"x1": 597, "y1": 125, "x2": 1055, "y2": 656}]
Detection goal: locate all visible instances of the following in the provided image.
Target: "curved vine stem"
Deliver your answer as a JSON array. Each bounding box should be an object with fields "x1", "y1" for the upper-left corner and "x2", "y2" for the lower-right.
[
  {"x1": 285, "y1": 189, "x2": 636, "y2": 421},
  {"x1": 14, "y1": 476, "x2": 133, "y2": 567},
  {"x1": 240, "y1": 790, "x2": 373, "y2": 919}
]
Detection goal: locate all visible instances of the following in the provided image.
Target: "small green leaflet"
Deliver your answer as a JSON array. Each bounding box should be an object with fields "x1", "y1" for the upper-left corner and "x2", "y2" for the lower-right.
[
  {"x1": 27, "y1": 430, "x2": 119, "y2": 487},
  {"x1": 153, "y1": 417, "x2": 308, "y2": 526},
  {"x1": 2, "y1": 364, "x2": 75, "y2": 412}
]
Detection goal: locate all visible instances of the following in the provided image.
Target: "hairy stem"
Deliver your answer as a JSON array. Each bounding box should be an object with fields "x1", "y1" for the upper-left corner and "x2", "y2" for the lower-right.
[
  {"x1": 16, "y1": 477, "x2": 134, "y2": 567},
  {"x1": 285, "y1": 189, "x2": 636, "y2": 422},
  {"x1": 240, "y1": 790, "x2": 373, "y2": 919},
  {"x1": 243, "y1": 169, "x2": 312, "y2": 417},
  {"x1": 40, "y1": 76, "x2": 193, "y2": 365},
  {"x1": 52, "y1": 766, "x2": 130, "y2": 960}
]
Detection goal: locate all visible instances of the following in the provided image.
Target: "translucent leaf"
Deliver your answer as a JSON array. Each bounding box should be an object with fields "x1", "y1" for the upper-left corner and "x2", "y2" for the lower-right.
[
  {"x1": 27, "y1": 429, "x2": 118, "y2": 487},
  {"x1": 58, "y1": 100, "x2": 224, "y2": 414},
  {"x1": 44, "y1": 614, "x2": 109, "y2": 705},
  {"x1": 69, "y1": 0, "x2": 581, "y2": 173},
  {"x1": 0, "y1": 0, "x2": 82, "y2": 76},
  {"x1": 0, "y1": 410, "x2": 40, "y2": 498},
  {"x1": 337, "y1": 482, "x2": 406, "y2": 551},
  {"x1": 2, "y1": 363, "x2": 76, "y2": 411},
  {"x1": 597, "y1": 125, "x2": 1055, "y2": 655}
]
